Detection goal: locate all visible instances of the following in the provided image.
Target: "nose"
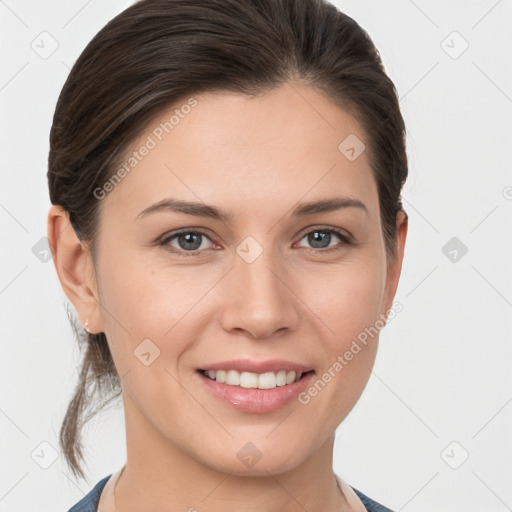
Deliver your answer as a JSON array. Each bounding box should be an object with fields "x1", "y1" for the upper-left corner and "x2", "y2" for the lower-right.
[{"x1": 219, "y1": 247, "x2": 300, "y2": 339}]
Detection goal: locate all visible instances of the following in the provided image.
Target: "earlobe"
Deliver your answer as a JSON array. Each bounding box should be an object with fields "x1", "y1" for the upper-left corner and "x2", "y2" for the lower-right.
[{"x1": 47, "y1": 205, "x2": 103, "y2": 333}]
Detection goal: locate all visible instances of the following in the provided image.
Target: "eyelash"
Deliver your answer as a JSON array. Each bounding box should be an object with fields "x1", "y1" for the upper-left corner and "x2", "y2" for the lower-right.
[{"x1": 159, "y1": 227, "x2": 352, "y2": 258}]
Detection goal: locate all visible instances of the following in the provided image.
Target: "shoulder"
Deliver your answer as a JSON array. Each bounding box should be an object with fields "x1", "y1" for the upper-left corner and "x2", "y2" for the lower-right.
[
  {"x1": 68, "y1": 473, "x2": 394, "y2": 512},
  {"x1": 336, "y1": 474, "x2": 394, "y2": 512},
  {"x1": 67, "y1": 475, "x2": 111, "y2": 512},
  {"x1": 351, "y1": 486, "x2": 395, "y2": 512}
]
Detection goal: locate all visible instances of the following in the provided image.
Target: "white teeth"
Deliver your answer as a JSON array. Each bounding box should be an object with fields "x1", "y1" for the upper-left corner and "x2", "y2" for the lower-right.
[
  {"x1": 240, "y1": 372, "x2": 258, "y2": 388},
  {"x1": 276, "y1": 370, "x2": 287, "y2": 386},
  {"x1": 258, "y1": 372, "x2": 278, "y2": 389},
  {"x1": 203, "y1": 369, "x2": 305, "y2": 389},
  {"x1": 226, "y1": 370, "x2": 240, "y2": 386}
]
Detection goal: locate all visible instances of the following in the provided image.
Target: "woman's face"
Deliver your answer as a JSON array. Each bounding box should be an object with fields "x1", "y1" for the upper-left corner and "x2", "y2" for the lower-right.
[{"x1": 83, "y1": 81, "x2": 406, "y2": 475}]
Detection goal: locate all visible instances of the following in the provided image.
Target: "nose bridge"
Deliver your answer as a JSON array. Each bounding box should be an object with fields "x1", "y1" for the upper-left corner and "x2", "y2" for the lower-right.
[{"x1": 220, "y1": 237, "x2": 299, "y2": 338}]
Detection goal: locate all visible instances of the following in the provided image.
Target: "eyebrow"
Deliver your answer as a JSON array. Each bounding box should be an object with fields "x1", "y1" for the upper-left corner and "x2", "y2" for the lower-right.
[{"x1": 135, "y1": 196, "x2": 368, "y2": 222}]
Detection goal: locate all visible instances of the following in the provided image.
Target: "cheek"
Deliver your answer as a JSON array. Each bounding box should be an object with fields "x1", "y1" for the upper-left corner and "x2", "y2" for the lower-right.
[
  {"x1": 309, "y1": 259, "x2": 385, "y2": 346},
  {"x1": 305, "y1": 261, "x2": 384, "y2": 399},
  {"x1": 96, "y1": 255, "x2": 217, "y2": 365},
  {"x1": 98, "y1": 243, "x2": 385, "y2": 359},
  {"x1": 95, "y1": 259, "x2": 205, "y2": 418}
]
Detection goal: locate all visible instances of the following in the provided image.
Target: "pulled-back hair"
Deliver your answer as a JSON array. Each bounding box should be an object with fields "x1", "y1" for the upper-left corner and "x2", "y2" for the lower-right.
[{"x1": 47, "y1": 0, "x2": 408, "y2": 480}]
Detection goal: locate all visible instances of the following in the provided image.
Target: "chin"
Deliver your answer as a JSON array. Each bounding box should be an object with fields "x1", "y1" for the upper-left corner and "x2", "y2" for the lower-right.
[{"x1": 195, "y1": 438, "x2": 311, "y2": 477}]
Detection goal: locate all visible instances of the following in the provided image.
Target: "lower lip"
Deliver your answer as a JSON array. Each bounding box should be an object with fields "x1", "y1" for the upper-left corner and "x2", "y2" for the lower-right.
[{"x1": 197, "y1": 370, "x2": 316, "y2": 413}]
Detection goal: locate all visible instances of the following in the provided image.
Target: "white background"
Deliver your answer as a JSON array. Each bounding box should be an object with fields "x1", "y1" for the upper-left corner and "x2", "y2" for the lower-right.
[{"x1": 1, "y1": 1, "x2": 511, "y2": 510}]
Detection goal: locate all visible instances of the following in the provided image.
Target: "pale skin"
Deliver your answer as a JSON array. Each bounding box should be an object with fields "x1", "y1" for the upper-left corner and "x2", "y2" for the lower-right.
[{"x1": 48, "y1": 81, "x2": 407, "y2": 512}]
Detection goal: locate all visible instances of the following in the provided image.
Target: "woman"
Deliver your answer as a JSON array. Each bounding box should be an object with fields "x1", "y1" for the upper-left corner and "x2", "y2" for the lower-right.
[{"x1": 47, "y1": 0, "x2": 408, "y2": 510}]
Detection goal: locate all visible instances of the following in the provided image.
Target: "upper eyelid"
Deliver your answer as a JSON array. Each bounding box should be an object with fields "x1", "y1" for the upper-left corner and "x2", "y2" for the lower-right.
[
  {"x1": 160, "y1": 228, "x2": 215, "y2": 243},
  {"x1": 296, "y1": 225, "x2": 350, "y2": 239}
]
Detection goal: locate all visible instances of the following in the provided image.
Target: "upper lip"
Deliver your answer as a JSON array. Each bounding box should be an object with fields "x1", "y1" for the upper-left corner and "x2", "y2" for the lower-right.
[{"x1": 198, "y1": 359, "x2": 314, "y2": 374}]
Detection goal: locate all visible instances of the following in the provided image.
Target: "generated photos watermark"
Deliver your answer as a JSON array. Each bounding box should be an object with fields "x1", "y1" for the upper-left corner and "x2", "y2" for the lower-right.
[
  {"x1": 93, "y1": 97, "x2": 198, "y2": 200},
  {"x1": 298, "y1": 300, "x2": 403, "y2": 404}
]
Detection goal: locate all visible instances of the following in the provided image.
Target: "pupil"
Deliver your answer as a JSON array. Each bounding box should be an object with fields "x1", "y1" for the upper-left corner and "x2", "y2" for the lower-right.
[
  {"x1": 179, "y1": 233, "x2": 201, "y2": 250},
  {"x1": 309, "y1": 231, "x2": 330, "y2": 249}
]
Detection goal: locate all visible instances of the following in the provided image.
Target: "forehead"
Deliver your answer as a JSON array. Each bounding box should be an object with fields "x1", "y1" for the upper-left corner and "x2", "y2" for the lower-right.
[{"x1": 99, "y1": 82, "x2": 378, "y2": 223}]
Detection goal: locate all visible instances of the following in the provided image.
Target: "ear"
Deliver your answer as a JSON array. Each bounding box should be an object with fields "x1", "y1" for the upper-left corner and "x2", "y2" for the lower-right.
[
  {"x1": 381, "y1": 209, "x2": 408, "y2": 316},
  {"x1": 47, "y1": 205, "x2": 104, "y2": 334}
]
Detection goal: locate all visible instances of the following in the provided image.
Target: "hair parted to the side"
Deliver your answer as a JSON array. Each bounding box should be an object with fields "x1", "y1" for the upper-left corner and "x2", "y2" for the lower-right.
[{"x1": 47, "y1": 0, "x2": 408, "y2": 480}]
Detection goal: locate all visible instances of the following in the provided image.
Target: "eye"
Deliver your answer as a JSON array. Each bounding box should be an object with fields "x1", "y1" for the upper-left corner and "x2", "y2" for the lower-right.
[
  {"x1": 159, "y1": 226, "x2": 351, "y2": 258},
  {"x1": 160, "y1": 230, "x2": 215, "y2": 257},
  {"x1": 295, "y1": 227, "x2": 351, "y2": 253}
]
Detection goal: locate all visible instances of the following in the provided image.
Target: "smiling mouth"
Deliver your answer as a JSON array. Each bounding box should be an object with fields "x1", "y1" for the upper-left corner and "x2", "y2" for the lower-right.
[{"x1": 198, "y1": 369, "x2": 315, "y2": 390}]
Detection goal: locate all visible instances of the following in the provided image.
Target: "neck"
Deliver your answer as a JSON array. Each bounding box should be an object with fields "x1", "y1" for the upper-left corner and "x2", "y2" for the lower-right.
[{"x1": 113, "y1": 393, "x2": 359, "y2": 512}]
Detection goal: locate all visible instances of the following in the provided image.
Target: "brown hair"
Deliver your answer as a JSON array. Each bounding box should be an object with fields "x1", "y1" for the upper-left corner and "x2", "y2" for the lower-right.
[{"x1": 48, "y1": 0, "x2": 408, "y2": 480}]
